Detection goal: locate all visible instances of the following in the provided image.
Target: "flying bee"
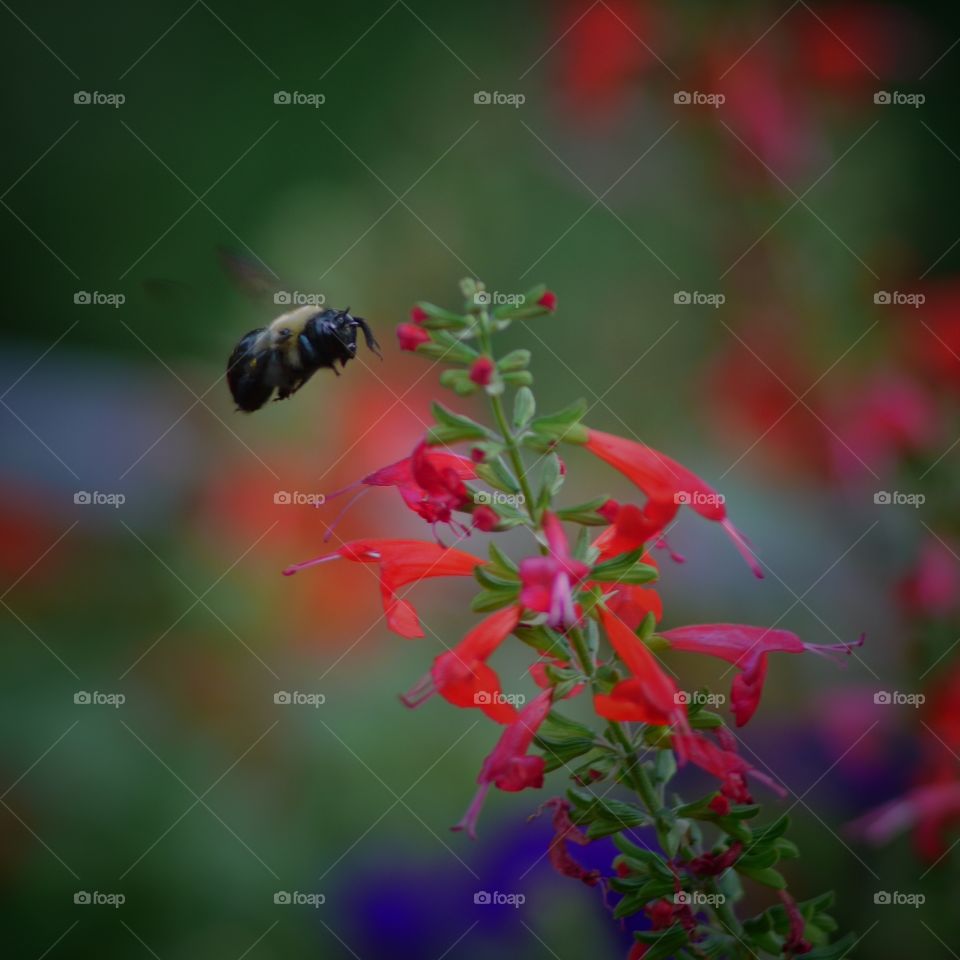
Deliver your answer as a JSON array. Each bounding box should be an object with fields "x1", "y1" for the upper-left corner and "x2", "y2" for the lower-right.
[
  {"x1": 226, "y1": 304, "x2": 381, "y2": 412},
  {"x1": 217, "y1": 248, "x2": 381, "y2": 412}
]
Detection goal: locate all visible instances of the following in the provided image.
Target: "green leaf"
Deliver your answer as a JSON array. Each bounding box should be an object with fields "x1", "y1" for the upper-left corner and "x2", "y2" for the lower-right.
[
  {"x1": 474, "y1": 565, "x2": 520, "y2": 592},
  {"x1": 415, "y1": 331, "x2": 478, "y2": 364},
  {"x1": 513, "y1": 386, "x2": 536, "y2": 429},
  {"x1": 431, "y1": 402, "x2": 489, "y2": 441},
  {"x1": 633, "y1": 925, "x2": 690, "y2": 960},
  {"x1": 487, "y1": 541, "x2": 518, "y2": 577},
  {"x1": 498, "y1": 349, "x2": 531, "y2": 372},
  {"x1": 474, "y1": 460, "x2": 521, "y2": 495},
  {"x1": 530, "y1": 399, "x2": 588, "y2": 441},
  {"x1": 514, "y1": 624, "x2": 568, "y2": 659},
  {"x1": 591, "y1": 549, "x2": 659, "y2": 585},
  {"x1": 803, "y1": 933, "x2": 858, "y2": 960},
  {"x1": 555, "y1": 496, "x2": 612, "y2": 525},
  {"x1": 737, "y1": 866, "x2": 787, "y2": 889},
  {"x1": 502, "y1": 371, "x2": 534, "y2": 387},
  {"x1": 471, "y1": 589, "x2": 517, "y2": 613}
]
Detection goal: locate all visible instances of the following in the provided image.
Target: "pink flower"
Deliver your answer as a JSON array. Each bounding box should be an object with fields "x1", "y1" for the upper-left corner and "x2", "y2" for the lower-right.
[
  {"x1": 283, "y1": 538, "x2": 482, "y2": 639},
  {"x1": 397, "y1": 323, "x2": 430, "y2": 351},
  {"x1": 519, "y1": 511, "x2": 590, "y2": 630},
  {"x1": 453, "y1": 688, "x2": 554, "y2": 839},
  {"x1": 402, "y1": 606, "x2": 521, "y2": 723},
  {"x1": 468, "y1": 357, "x2": 495, "y2": 386},
  {"x1": 584, "y1": 429, "x2": 763, "y2": 578}
]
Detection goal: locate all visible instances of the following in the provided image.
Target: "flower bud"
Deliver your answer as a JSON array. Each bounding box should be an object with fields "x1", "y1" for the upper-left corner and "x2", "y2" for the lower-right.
[
  {"x1": 397, "y1": 323, "x2": 431, "y2": 351},
  {"x1": 538, "y1": 291, "x2": 558, "y2": 311},
  {"x1": 472, "y1": 505, "x2": 499, "y2": 532},
  {"x1": 469, "y1": 357, "x2": 495, "y2": 386},
  {"x1": 411, "y1": 305, "x2": 429, "y2": 324}
]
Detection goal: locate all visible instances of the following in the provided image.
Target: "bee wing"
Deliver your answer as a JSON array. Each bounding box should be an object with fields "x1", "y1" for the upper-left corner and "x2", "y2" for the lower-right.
[{"x1": 217, "y1": 246, "x2": 286, "y2": 302}]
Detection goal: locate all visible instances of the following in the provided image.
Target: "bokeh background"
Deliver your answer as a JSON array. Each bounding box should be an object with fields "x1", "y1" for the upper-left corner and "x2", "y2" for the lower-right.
[{"x1": 2, "y1": 1, "x2": 959, "y2": 957}]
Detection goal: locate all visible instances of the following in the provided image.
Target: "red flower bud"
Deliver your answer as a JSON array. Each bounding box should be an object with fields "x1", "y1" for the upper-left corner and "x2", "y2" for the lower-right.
[
  {"x1": 410, "y1": 305, "x2": 429, "y2": 324},
  {"x1": 598, "y1": 498, "x2": 620, "y2": 523},
  {"x1": 470, "y1": 446, "x2": 487, "y2": 463},
  {"x1": 538, "y1": 290, "x2": 558, "y2": 311},
  {"x1": 472, "y1": 505, "x2": 499, "y2": 532},
  {"x1": 708, "y1": 794, "x2": 731, "y2": 816},
  {"x1": 397, "y1": 323, "x2": 430, "y2": 351},
  {"x1": 469, "y1": 356, "x2": 495, "y2": 386}
]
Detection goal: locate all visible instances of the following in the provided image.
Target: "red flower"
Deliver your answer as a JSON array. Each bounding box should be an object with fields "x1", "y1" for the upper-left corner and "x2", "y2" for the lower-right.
[
  {"x1": 519, "y1": 511, "x2": 590, "y2": 630},
  {"x1": 326, "y1": 442, "x2": 477, "y2": 539},
  {"x1": 662, "y1": 624, "x2": 864, "y2": 727},
  {"x1": 584, "y1": 429, "x2": 763, "y2": 578},
  {"x1": 593, "y1": 608, "x2": 689, "y2": 746},
  {"x1": 283, "y1": 538, "x2": 482, "y2": 638},
  {"x1": 472, "y1": 505, "x2": 499, "y2": 532},
  {"x1": 469, "y1": 357, "x2": 495, "y2": 386},
  {"x1": 453, "y1": 688, "x2": 553, "y2": 839},
  {"x1": 401, "y1": 606, "x2": 521, "y2": 723},
  {"x1": 397, "y1": 323, "x2": 430, "y2": 351},
  {"x1": 674, "y1": 729, "x2": 784, "y2": 803},
  {"x1": 540, "y1": 798, "x2": 601, "y2": 887},
  {"x1": 708, "y1": 794, "x2": 730, "y2": 817},
  {"x1": 899, "y1": 536, "x2": 960, "y2": 620},
  {"x1": 410, "y1": 305, "x2": 429, "y2": 324},
  {"x1": 537, "y1": 291, "x2": 558, "y2": 311}
]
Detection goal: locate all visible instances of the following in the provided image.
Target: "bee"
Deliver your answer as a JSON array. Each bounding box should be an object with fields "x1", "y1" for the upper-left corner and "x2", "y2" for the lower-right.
[
  {"x1": 217, "y1": 248, "x2": 381, "y2": 412},
  {"x1": 226, "y1": 305, "x2": 381, "y2": 412}
]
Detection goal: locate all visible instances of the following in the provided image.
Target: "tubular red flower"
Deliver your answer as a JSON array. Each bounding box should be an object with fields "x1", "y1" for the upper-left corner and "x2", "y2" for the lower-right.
[
  {"x1": 401, "y1": 606, "x2": 521, "y2": 723},
  {"x1": 468, "y1": 357, "x2": 495, "y2": 386},
  {"x1": 661, "y1": 624, "x2": 864, "y2": 727},
  {"x1": 537, "y1": 290, "x2": 558, "y2": 311},
  {"x1": 539, "y1": 798, "x2": 601, "y2": 887},
  {"x1": 471, "y1": 505, "x2": 499, "y2": 532},
  {"x1": 323, "y1": 442, "x2": 477, "y2": 541},
  {"x1": 453, "y1": 688, "x2": 553, "y2": 839},
  {"x1": 519, "y1": 511, "x2": 590, "y2": 631},
  {"x1": 673, "y1": 730, "x2": 785, "y2": 802},
  {"x1": 283, "y1": 538, "x2": 482, "y2": 639},
  {"x1": 593, "y1": 608, "x2": 689, "y2": 746},
  {"x1": 397, "y1": 323, "x2": 430, "y2": 351},
  {"x1": 584, "y1": 429, "x2": 763, "y2": 578}
]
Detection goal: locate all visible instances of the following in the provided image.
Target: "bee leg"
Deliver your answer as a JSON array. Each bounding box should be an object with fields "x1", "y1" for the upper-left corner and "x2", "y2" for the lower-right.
[{"x1": 353, "y1": 316, "x2": 382, "y2": 359}]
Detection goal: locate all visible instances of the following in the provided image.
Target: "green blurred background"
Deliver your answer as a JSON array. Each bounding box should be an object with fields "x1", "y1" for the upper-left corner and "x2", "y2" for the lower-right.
[{"x1": 2, "y1": 1, "x2": 959, "y2": 957}]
